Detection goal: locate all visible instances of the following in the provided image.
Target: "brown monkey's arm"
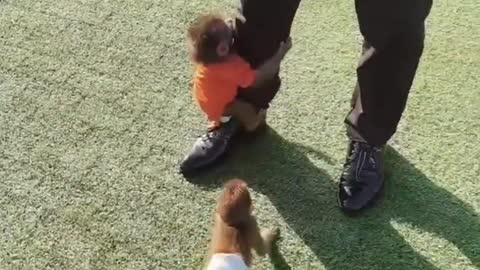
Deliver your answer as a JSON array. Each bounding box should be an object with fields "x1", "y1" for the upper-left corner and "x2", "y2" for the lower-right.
[
  {"x1": 247, "y1": 217, "x2": 268, "y2": 256},
  {"x1": 251, "y1": 37, "x2": 292, "y2": 88}
]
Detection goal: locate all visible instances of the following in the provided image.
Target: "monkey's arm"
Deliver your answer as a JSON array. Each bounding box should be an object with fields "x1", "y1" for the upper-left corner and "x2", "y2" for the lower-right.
[
  {"x1": 250, "y1": 38, "x2": 292, "y2": 88},
  {"x1": 246, "y1": 217, "x2": 268, "y2": 256}
]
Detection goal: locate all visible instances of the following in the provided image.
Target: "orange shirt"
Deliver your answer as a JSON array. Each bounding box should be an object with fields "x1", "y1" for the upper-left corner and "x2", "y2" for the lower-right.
[{"x1": 193, "y1": 55, "x2": 256, "y2": 123}]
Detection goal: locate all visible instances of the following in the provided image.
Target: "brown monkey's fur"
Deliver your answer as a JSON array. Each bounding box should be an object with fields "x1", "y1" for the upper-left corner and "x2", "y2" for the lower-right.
[
  {"x1": 207, "y1": 179, "x2": 278, "y2": 266},
  {"x1": 187, "y1": 14, "x2": 235, "y2": 65}
]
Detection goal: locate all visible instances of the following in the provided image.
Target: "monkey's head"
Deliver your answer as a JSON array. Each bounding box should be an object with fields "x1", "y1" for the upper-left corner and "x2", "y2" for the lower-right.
[
  {"x1": 216, "y1": 179, "x2": 253, "y2": 227},
  {"x1": 187, "y1": 14, "x2": 236, "y2": 65}
]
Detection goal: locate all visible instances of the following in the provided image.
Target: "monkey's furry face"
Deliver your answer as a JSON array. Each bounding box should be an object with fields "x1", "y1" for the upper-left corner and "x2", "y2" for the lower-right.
[{"x1": 208, "y1": 20, "x2": 235, "y2": 57}]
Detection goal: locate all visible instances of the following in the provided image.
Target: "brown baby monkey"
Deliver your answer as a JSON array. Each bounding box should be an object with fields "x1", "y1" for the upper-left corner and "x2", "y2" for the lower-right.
[
  {"x1": 205, "y1": 179, "x2": 279, "y2": 269},
  {"x1": 187, "y1": 13, "x2": 292, "y2": 132}
]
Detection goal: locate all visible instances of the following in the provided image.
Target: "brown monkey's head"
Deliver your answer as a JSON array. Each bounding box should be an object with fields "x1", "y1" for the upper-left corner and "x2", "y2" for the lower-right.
[
  {"x1": 216, "y1": 179, "x2": 253, "y2": 227},
  {"x1": 187, "y1": 13, "x2": 236, "y2": 65}
]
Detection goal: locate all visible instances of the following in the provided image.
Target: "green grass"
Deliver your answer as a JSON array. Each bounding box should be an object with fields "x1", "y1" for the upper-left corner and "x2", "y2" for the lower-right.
[{"x1": 0, "y1": 0, "x2": 479, "y2": 269}]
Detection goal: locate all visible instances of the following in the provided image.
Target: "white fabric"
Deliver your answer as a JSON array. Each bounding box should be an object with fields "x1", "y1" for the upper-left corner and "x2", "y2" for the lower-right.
[
  {"x1": 220, "y1": 116, "x2": 232, "y2": 123},
  {"x1": 206, "y1": 253, "x2": 248, "y2": 270}
]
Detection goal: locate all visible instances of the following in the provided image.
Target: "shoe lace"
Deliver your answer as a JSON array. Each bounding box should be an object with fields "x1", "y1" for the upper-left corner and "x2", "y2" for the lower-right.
[
  {"x1": 199, "y1": 120, "x2": 239, "y2": 142},
  {"x1": 344, "y1": 142, "x2": 380, "y2": 193},
  {"x1": 200, "y1": 127, "x2": 220, "y2": 141}
]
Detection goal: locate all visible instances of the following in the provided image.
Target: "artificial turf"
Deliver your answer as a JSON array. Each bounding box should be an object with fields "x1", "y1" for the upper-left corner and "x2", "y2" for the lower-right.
[{"x1": 0, "y1": 0, "x2": 479, "y2": 269}]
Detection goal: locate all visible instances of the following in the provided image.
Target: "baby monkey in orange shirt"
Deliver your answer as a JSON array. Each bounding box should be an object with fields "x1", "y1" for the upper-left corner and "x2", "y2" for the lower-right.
[{"x1": 187, "y1": 13, "x2": 292, "y2": 131}]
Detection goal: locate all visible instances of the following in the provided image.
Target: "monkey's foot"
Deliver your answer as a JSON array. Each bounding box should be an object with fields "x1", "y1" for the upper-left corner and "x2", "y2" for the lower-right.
[
  {"x1": 179, "y1": 119, "x2": 241, "y2": 176},
  {"x1": 238, "y1": 109, "x2": 269, "y2": 141}
]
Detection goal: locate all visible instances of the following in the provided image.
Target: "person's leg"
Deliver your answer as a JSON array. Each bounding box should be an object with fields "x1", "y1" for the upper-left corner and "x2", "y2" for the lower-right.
[
  {"x1": 235, "y1": 0, "x2": 301, "y2": 109},
  {"x1": 338, "y1": 0, "x2": 432, "y2": 213},
  {"x1": 346, "y1": 29, "x2": 426, "y2": 146}
]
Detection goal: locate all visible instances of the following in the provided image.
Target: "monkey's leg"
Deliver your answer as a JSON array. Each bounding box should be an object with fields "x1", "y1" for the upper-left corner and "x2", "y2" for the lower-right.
[{"x1": 224, "y1": 100, "x2": 267, "y2": 132}]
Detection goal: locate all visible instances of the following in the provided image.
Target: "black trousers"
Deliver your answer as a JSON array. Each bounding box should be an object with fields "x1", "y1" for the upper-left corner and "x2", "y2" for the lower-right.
[
  {"x1": 236, "y1": 0, "x2": 433, "y2": 146},
  {"x1": 235, "y1": 0, "x2": 301, "y2": 109}
]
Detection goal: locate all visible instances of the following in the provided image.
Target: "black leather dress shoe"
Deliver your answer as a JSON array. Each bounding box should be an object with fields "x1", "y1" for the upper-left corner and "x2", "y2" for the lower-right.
[
  {"x1": 338, "y1": 141, "x2": 385, "y2": 214},
  {"x1": 179, "y1": 119, "x2": 241, "y2": 175}
]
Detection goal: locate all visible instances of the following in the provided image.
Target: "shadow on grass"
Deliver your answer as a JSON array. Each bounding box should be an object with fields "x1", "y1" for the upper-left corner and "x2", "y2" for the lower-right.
[{"x1": 186, "y1": 128, "x2": 479, "y2": 270}]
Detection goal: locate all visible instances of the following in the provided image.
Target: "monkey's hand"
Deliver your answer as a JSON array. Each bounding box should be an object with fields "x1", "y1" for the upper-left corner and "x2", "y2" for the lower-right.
[
  {"x1": 261, "y1": 227, "x2": 280, "y2": 255},
  {"x1": 278, "y1": 37, "x2": 292, "y2": 58}
]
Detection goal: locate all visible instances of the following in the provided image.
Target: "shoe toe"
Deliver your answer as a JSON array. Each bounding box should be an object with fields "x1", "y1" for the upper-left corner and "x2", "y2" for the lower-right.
[
  {"x1": 338, "y1": 183, "x2": 363, "y2": 212},
  {"x1": 338, "y1": 177, "x2": 383, "y2": 213},
  {"x1": 179, "y1": 136, "x2": 229, "y2": 174}
]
